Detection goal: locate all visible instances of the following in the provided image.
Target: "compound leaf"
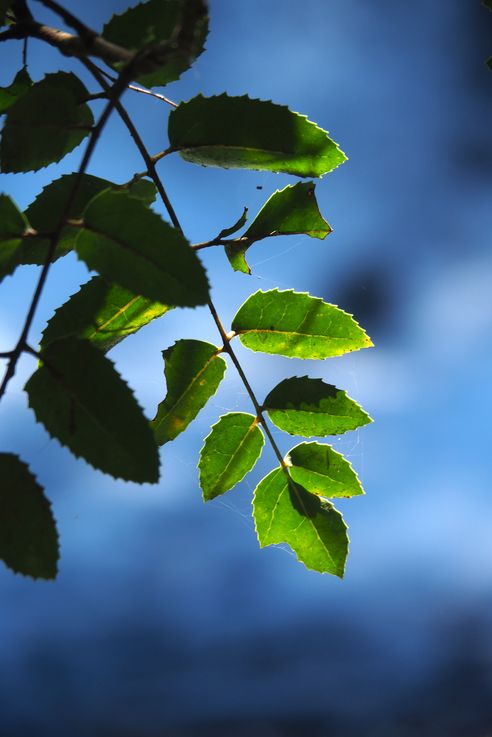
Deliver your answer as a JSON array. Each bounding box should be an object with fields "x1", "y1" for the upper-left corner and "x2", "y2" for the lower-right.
[
  {"x1": 75, "y1": 190, "x2": 209, "y2": 306},
  {"x1": 42, "y1": 276, "x2": 172, "y2": 353},
  {"x1": 0, "y1": 194, "x2": 29, "y2": 282},
  {"x1": 25, "y1": 337, "x2": 159, "y2": 483},
  {"x1": 232, "y1": 289, "x2": 373, "y2": 359},
  {"x1": 199, "y1": 412, "x2": 264, "y2": 500},
  {"x1": 0, "y1": 68, "x2": 32, "y2": 114},
  {"x1": 253, "y1": 468, "x2": 348, "y2": 576},
  {"x1": 22, "y1": 173, "x2": 157, "y2": 265},
  {"x1": 0, "y1": 453, "x2": 59, "y2": 580},
  {"x1": 0, "y1": 72, "x2": 94, "y2": 172},
  {"x1": 263, "y1": 376, "x2": 372, "y2": 436},
  {"x1": 225, "y1": 182, "x2": 331, "y2": 274},
  {"x1": 168, "y1": 94, "x2": 347, "y2": 177},
  {"x1": 151, "y1": 339, "x2": 226, "y2": 445},
  {"x1": 102, "y1": 0, "x2": 208, "y2": 88},
  {"x1": 287, "y1": 442, "x2": 364, "y2": 498}
]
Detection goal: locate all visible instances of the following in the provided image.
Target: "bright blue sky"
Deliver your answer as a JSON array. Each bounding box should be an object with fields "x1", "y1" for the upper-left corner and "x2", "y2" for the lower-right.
[{"x1": 1, "y1": 2, "x2": 492, "y2": 735}]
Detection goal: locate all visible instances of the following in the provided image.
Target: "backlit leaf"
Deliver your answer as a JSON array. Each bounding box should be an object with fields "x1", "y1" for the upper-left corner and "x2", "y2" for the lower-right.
[
  {"x1": 0, "y1": 453, "x2": 59, "y2": 580},
  {"x1": 102, "y1": 0, "x2": 208, "y2": 88},
  {"x1": 253, "y1": 468, "x2": 348, "y2": 576},
  {"x1": 25, "y1": 337, "x2": 160, "y2": 483},
  {"x1": 22, "y1": 173, "x2": 157, "y2": 265},
  {"x1": 232, "y1": 289, "x2": 373, "y2": 359},
  {"x1": 0, "y1": 68, "x2": 32, "y2": 114},
  {"x1": 168, "y1": 94, "x2": 347, "y2": 177},
  {"x1": 287, "y1": 442, "x2": 364, "y2": 498},
  {"x1": 75, "y1": 190, "x2": 209, "y2": 306},
  {"x1": 199, "y1": 412, "x2": 264, "y2": 500},
  {"x1": 225, "y1": 182, "x2": 331, "y2": 274},
  {"x1": 0, "y1": 194, "x2": 29, "y2": 282},
  {"x1": 217, "y1": 207, "x2": 248, "y2": 239},
  {"x1": 42, "y1": 276, "x2": 172, "y2": 353},
  {"x1": 0, "y1": 72, "x2": 94, "y2": 172},
  {"x1": 151, "y1": 339, "x2": 226, "y2": 445},
  {"x1": 263, "y1": 376, "x2": 372, "y2": 436}
]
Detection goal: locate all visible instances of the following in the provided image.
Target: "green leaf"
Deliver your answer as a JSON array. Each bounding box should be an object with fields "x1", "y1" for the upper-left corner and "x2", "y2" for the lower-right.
[
  {"x1": 0, "y1": 72, "x2": 94, "y2": 173},
  {"x1": 217, "y1": 207, "x2": 248, "y2": 239},
  {"x1": 75, "y1": 190, "x2": 209, "y2": 306},
  {"x1": 0, "y1": 194, "x2": 29, "y2": 282},
  {"x1": 0, "y1": 0, "x2": 12, "y2": 26},
  {"x1": 102, "y1": 0, "x2": 208, "y2": 88},
  {"x1": 0, "y1": 453, "x2": 59, "y2": 580},
  {"x1": 199, "y1": 412, "x2": 264, "y2": 500},
  {"x1": 22, "y1": 173, "x2": 157, "y2": 266},
  {"x1": 232, "y1": 289, "x2": 373, "y2": 359},
  {"x1": 42, "y1": 276, "x2": 172, "y2": 353},
  {"x1": 151, "y1": 339, "x2": 226, "y2": 445},
  {"x1": 168, "y1": 94, "x2": 347, "y2": 177},
  {"x1": 225, "y1": 182, "x2": 332, "y2": 274},
  {"x1": 253, "y1": 468, "x2": 348, "y2": 576},
  {"x1": 287, "y1": 442, "x2": 364, "y2": 498},
  {"x1": 25, "y1": 337, "x2": 160, "y2": 483},
  {"x1": 263, "y1": 376, "x2": 372, "y2": 436},
  {"x1": 0, "y1": 68, "x2": 32, "y2": 114}
]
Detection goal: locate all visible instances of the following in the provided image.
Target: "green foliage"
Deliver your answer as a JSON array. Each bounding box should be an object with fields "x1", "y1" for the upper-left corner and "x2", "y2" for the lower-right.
[
  {"x1": 232, "y1": 288, "x2": 372, "y2": 359},
  {"x1": 199, "y1": 413, "x2": 264, "y2": 500},
  {"x1": 263, "y1": 377, "x2": 372, "y2": 436},
  {"x1": 0, "y1": 0, "x2": 373, "y2": 579},
  {"x1": 0, "y1": 72, "x2": 94, "y2": 172},
  {"x1": 168, "y1": 94, "x2": 347, "y2": 177},
  {"x1": 151, "y1": 340, "x2": 227, "y2": 444},
  {"x1": 25, "y1": 337, "x2": 160, "y2": 483}
]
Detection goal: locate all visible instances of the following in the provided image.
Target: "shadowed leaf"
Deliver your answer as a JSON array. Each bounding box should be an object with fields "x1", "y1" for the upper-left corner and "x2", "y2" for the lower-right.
[
  {"x1": 0, "y1": 194, "x2": 29, "y2": 282},
  {"x1": 0, "y1": 68, "x2": 32, "y2": 114}
]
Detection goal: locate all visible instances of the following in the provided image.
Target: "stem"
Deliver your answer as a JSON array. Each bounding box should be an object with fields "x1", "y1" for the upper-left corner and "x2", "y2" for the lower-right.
[{"x1": 84, "y1": 59, "x2": 289, "y2": 472}]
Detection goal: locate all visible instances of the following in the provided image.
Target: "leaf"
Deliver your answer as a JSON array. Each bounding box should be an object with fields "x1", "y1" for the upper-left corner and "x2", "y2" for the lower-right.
[
  {"x1": 42, "y1": 276, "x2": 172, "y2": 353},
  {"x1": 21, "y1": 173, "x2": 157, "y2": 266},
  {"x1": 232, "y1": 289, "x2": 373, "y2": 359},
  {"x1": 253, "y1": 468, "x2": 348, "y2": 576},
  {"x1": 0, "y1": 68, "x2": 32, "y2": 114},
  {"x1": 263, "y1": 376, "x2": 372, "y2": 436},
  {"x1": 0, "y1": 194, "x2": 29, "y2": 282},
  {"x1": 0, "y1": 72, "x2": 94, "y2": 172},
  {"x1": 483, "y1": 0, "x2": 492, "y2": 10},
  {"x1": 102, "y1": 0, "x2": 208, "y2": 88},
  {"x1": 0, "y1": 0, "x2": 12, "y2": 26},
  {"x1": 286, "y1": 442, "x2": 364, "y2": 499},
  {"x1": 168, "y1": 94, "x2": 347, "y2": 177},
  {"x1": 199, "y1": 412, "x2": 264, "y2": 500},
  {"x1": 0, "y1": 453, "x2": 59, "y2": 580},
  {"x1": 75, "y1": 190, "x2": 209, "y2": 306},
  {"x1": 225, "y1": 182, "x2": 332, "y2": 274},
  {"x1": 25, "y1": 337, "x2": 160, "y2": 483},
  {"x1": 217, "y1": 207, "x2": 248, "y2": 239},
  {"x1": 151, "y1": 339, "x2": 226, "y2": 445}
]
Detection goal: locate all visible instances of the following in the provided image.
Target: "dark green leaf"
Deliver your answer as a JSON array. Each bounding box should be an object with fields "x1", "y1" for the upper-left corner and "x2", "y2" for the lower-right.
[
  {"x1": 75, "y1": 190, "x2": 209, "y2": 306},
  {"x1": 151, "y1": 339, "x2": 226, "y2": 445},
  {"x1": 0, "y1": 194, "x2": 29, "y2": 282},
  {"x1": 226, "y1": 182, "x2": 331, "y2": 274},
  {"x1": 199, "y1": 412, "x2": 264, "y2": 500},
  {"x1": 253, "y1": 468, "x2": 348, "y2": 576},
  {"x1": 0, "y1": 72, "x2": 94, "y2": 173},
  {"x1": 0, "y1": 0, "x2": 12, "y2": 26},
  {"x1": 169, "y1": 94, "x2": 347, "y2": 177},
  {"x1": 0, "y1": 68, "x2": 32, "y2": 114},
  {"x1": 22, "y1": 173, "x2": 157, "y2": 266},
  {"x1": 232, "y1": 289, "x2": 373, "y2": 359},
  {"x1": 42, "y1": 276, "x2": 172, "y2": 353},
  {"x1": 217, "y1": 207, "x2": 248, "y2": 239},
  {"x1": 25, "y1": 337, "x2": 160, "y2": 483},
  {"x1": 263, "y1": 376, "x2": 372, "y2": 436},
  {"x1": 287, "y1": 442, "x2": 364, "y2": 498},
  {"x1": 102, "y1": 0, "x2": 208, "y2": 88},
  {"x1": 0, "y1": 453, "x2": 59, "y2": 579}
]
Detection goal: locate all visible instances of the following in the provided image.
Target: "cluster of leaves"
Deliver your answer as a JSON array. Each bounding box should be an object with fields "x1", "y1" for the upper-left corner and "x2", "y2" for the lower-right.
[{"x1": 0, "y1": 0, "x2": 373, "y2": 580}]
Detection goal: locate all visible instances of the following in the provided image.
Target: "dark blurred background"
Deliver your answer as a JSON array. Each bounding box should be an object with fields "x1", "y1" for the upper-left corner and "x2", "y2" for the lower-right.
[{"x1": 1, "y1": 1, "x2": 492, "y2": 735}]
